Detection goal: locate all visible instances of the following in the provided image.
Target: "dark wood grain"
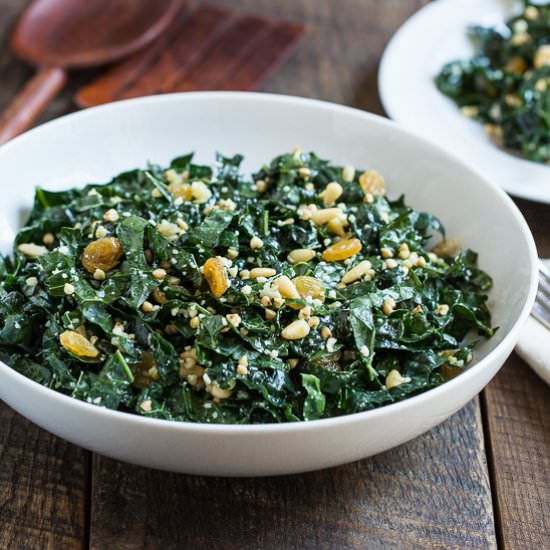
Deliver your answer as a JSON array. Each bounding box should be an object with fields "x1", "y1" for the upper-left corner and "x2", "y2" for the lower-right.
[
  {"x1": 0, "y1": 405, "x2": 88, "y2": 549},
  {"x1": 0, "y1": 5, "x2": 91, "y2": 548},
  {"x1": 483, "y1": 356, "x2": 550, "y2": 550},
  {"x1": 227, "y1": 0, "x2": 431, "y2": 114},
  {"x1": 90, "y1": 400, "x2": 495, "y2": 550},
  {"x1": 167, "y1": 15, "x2": 293, "y2": 93},
  {"x1": 482, "y1": 197, "x2": 550, "y2": 549}
]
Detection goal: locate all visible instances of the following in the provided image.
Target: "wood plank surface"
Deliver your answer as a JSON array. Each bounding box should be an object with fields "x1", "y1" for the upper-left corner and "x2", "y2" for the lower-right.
[
  {"x1": 90, "y1": 401, "x2": 495, "y2": 550},
  {"x1": 484, "y1": 356, "x2": 550, "y2": 550},
  {"x1": 482, "y1": 198, "x2": 550, "y2": 550},
  {"x1": 1, "y1": 0, "x2": 548, "y2": 549},
  {"x1": 0, "y1": 2, "x2": 89, "y2": 549},
  {"x1": 0, "y1": 407, "x2": 88, "y2": 550}
]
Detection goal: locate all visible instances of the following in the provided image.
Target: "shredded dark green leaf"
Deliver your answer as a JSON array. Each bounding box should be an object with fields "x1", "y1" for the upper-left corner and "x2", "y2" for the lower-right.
[{"x1": 0, "y1": 150, "x2": 494, "y2": 423}]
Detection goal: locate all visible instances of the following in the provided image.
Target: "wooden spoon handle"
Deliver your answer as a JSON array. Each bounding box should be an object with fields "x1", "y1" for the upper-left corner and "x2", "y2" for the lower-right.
[{"x1": 0, "y1": 67, "x2": 68, "y2": 145}]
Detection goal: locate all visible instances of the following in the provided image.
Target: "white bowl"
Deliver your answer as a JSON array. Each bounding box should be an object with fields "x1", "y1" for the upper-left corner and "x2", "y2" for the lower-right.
[{"x1": 0, "y1": 92, "x2": 538, "y2": 476}]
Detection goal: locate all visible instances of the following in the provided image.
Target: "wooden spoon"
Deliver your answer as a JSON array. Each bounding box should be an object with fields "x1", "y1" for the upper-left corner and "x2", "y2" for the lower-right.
[{"x1": 0, "y1": 0, "x2": 181, "y2": 144}]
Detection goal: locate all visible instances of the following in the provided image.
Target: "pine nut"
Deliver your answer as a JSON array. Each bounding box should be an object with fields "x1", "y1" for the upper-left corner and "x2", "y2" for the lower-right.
[
  {"x1": 298, "y1": 306, "x2": 312, "y2": 319},
  {"x1": 152, "y1": 268, "x2": 167, "y2": 281},
  {"x1": 525, "y1": 5, "x2": 538, "y2": 20},
  {"x1": 206, "y1": 382, "x2": 233, "y2": 399},
  {"x1": 63, "y1": 283, "x2": 75, "y2": 295},
  {"x1": 310, "y1": 208, "x2": 342, "y2": 226},
  {"x1": 17, "y1": 243, "x2": 48, "y2": 258},
  {"x1": 226, "y1": 313, "x2": 242, "y2": 327},
  {"x1": 189, "y1": 316, "x2": 200, "y2": 329},
  {"x1": 534, "y1": 44, "x2": 550, "y2": 69},
  {"x1": 95, "y1": 225, "x2": 108, "y2": 238},
  {"x1": 191, "y1": 181, "x2": 212, "y2": 203},
  {"x1": 342, "y1": 165, "x2": 355, "y2": 182},
  {"x1": 265, "y1": 308, "x2": 276, "y2": 320},
  {"x1": 327, "y1": 217, "x2": 348, "y2": 236},
  {"x1": 249, "y1": 268, "x2": 277, "y2": 279},
  {"x1": 298, "y1": 167, "x2": 311, "y2": 179},
  {"x1": 320, "y1": 182, "x2": 343, "y2": 205},
  {"x1": 176, "y1": 219, "x2": 189, "y2": 231},
  {"x1": 42, "y1": 233, "x2": 55, "y2": 246},
  {"x1": 288, "y1": 248, "x2": 316, "y2": 264},
  {"x1": 341, "y1": 260, "x2": 373, "y2": 284},
  {"x1": 93, "y1": 268, "x2": 106, "y2": 281},
  {"x1": 141, "y1": 301, "x2": 154, "y2": 313},
  {"x1": 250, "y1": 236, "x2": 264, "y2": 249},
  {"x1": 308, "y1": 316, "x2": 320, "y2": 329},
  {"x1": 382, "y1": 298, "x2": 396, "y2": 315},
  {"x1": 237, "y1": 364, "x2": 248, "y2": 376},
  {"x1": 157, "y1": 220, "x2": 180, "y2": 239},
  {"x1": 386, "y1": 369, "x2": 410, "y2": 389},
  {"x1": 272, "y1": 275, "x2": 300, "y2": 299},
  {"x1": 281, "y1": 319, "x2": 311, "y2": 340},
  {"x1": 398, "y1": 243, "x2": 410, "y2": 259},
  {"x1": 103, "y1": 208, "x2": 119, "y2": 223}
]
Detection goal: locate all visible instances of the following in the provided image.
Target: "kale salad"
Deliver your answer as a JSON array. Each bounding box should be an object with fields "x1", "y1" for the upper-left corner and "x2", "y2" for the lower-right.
[
  {"x1": 0, "y1": 150, "x2": 494, "y2": 423},
  {"x1": 436, "y1": 0, "x2": 550, "y2": 163}
]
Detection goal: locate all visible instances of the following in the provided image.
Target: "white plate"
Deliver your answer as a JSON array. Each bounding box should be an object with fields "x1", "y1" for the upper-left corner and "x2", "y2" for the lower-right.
[
  {"x1": 379, "y1": 0, "x2": 550, "y2": 203},
  {"x1": 0, "y1": 92, "x2": 538, "y2": 476}
]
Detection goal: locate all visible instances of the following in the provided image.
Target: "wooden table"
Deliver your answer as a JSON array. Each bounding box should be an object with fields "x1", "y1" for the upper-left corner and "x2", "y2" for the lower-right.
[{"x1": 0, "y1": 1, "x2": 548, "y2": 548}]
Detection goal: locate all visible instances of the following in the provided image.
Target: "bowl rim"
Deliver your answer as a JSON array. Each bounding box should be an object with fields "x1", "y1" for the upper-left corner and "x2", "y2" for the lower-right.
[{"x1": 0, "y1": 91, "x2": 539, "y2": 434}]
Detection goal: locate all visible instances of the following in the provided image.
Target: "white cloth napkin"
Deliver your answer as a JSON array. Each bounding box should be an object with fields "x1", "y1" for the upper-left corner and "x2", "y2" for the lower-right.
[
  {"x1": 516, "y1": 259, "x2": 550, "y2": 385},
  {"x1": 516, "y1": 315, "x2": 550, "y2": 385}
]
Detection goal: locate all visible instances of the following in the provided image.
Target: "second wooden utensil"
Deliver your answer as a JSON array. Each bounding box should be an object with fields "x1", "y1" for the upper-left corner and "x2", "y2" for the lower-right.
[{"x1": 75, "y1": 5, "x2": 304, "y2": 108}]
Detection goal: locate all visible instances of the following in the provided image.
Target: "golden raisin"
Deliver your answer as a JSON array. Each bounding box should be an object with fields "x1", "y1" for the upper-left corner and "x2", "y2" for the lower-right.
[
  {"x1": 81, "y1": 237, "x2": 123, "y2": 274},
  {"x1": 359, "y1": 170, "x2": 386, "y2": 199},
  {"x1": 431, "y1": 239, "x2": 461, "y2": 258},
  {"x1": 60, "y1": 330, "x2": 100, "y2": 359},
  {"x1": 293, "y1": 276, "x2": 325, "y2": 302},
  {"x1": 203, "y1": 257, "x2": 229, "y2": 298},
  {"x1": 322, "y1": 238, "x2": 362, "y2": 262},
  {"x1": 505, "y1": 56, "x2": 527, "y2": 74}
]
